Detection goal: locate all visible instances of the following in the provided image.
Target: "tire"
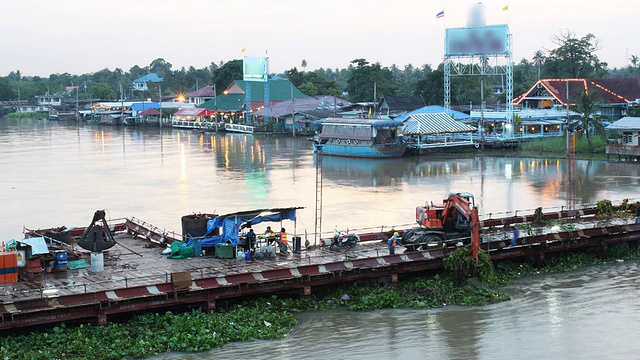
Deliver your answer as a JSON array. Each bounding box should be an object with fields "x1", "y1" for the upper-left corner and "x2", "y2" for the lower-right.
[
  {"x1": 422, "y1": 234, "x2": 442, "y2": 250},
  {"x1": 401, "y1": 230, "x2": 414, "y2": 243}
]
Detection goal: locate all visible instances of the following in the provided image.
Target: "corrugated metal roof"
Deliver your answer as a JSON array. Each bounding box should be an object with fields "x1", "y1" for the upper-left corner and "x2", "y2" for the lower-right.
[
  {"x1": 16, "y1": 237, "x2": 49, "y2": 255},
  {"x1": 395, "y1": 105, "x2": 470, "y2": 122},
  {"x1": 133, "y1": 73, "x2": 164, "y2": 83},
  {"x1": 402, "y1": 113, "x2": 476, "y2": 135},
  {"x1": 186, "y1": 86, "x2": 215, "y2": 98},
  {"x1": 606, "y1": 116, "x2": 640, "y2": 131}
]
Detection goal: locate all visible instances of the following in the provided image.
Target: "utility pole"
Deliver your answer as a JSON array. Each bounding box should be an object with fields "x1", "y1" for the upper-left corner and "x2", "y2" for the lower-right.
[
  {"x1": 291, "y1": 82, "x2": 295, "y2": 137},
  {"x1": 566, "y1": 81, "x2": 570, "y2": 158},
  {"x1": 480, "y1": 79, "x2": 485, "y2": 150},
  {"x1": 159, "y1": 84, "x2": 162, "y2": 128},
  {"x1": 214, "y1": 83, "x2": 218, "y2": 132},
  {"x1": 213, "y1": 83, "x2": 218, "y2": 133}
]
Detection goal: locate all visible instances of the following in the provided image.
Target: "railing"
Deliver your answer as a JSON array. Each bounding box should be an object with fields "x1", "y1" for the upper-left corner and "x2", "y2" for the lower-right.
[
  {"x1": 606, "y1": 144, "x2": 640, "y2": 156},
  {"x1": 225, "y1": 123, "x2": 254, "y2": 134}
]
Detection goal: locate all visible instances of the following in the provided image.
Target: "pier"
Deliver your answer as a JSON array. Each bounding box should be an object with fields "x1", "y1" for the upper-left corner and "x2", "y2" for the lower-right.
[{"x1": 0, "y1": 205, "x2": 638, "y2": 331}]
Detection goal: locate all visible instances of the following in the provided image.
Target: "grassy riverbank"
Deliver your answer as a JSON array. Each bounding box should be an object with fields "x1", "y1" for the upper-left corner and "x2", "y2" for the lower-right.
[
  {"x1": 516, "y1": 134, "x2": 609, "y2": 159},
  {"x1": 1, "y1": 244, "x2": 639, "y2": 360}
]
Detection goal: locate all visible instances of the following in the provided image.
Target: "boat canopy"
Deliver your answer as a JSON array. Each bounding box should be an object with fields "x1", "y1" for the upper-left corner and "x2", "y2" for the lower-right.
[
  {"x1": 315, "y1": 118, "x2": 403, "y2": 128},
  {"x1": 200, "y1": 207, "x2": 302, "y2": 247}
]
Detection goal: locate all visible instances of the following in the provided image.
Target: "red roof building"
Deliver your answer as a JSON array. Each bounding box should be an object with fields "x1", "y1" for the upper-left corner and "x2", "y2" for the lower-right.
[{"x1": 514, "y1": 78, "x2": 640, "y2": 120}]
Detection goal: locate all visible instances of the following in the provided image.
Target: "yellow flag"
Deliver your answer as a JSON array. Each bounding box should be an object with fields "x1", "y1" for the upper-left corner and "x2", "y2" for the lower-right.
[
  {"x1": 241, "y1": 48, "x2": 247, "y2": 52},
  {"x1": 502, "y1": 5, "x2": 508, "y2": 11},
  {"x1": 367, "y1": 108, "x2": 372, "y2": 118}
]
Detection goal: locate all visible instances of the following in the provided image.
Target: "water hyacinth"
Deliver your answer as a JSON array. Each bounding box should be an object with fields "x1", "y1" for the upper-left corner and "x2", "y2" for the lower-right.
[{"x1": 0, "y1": 246, "x2": 638, "y2": 359}]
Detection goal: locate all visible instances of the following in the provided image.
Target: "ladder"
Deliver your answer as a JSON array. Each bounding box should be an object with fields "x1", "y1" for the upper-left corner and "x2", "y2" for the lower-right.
[
  {"x1": 314, "y1": 145, "x2": 323, "y2": 246},
  {"x1": 568, "y1": 133, "x2": 577, "y2": 158}
]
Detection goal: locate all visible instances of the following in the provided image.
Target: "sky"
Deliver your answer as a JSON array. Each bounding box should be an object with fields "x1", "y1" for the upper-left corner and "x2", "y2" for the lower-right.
[{"x1": 1, "y1": 0, "x2": 638, "y2": 78}]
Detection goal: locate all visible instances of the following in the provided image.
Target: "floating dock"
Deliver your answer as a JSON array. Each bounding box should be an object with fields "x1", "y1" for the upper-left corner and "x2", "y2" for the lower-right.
[{"x1": 0, "y1": 206, "x2": 638, "y2": 331}]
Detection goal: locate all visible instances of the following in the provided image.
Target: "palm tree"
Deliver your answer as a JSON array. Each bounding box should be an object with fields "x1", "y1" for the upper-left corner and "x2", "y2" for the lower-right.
[
  {"x1": 301, "y1": 59, "x2": 307, "y2": 69},
  {"x1": 630, "y1": 54, "x2": 639, "y2": 68},
  {"x1": 570, "y1": 89, "x2": 603, "y2": 152},
  {"x1": 532, "y1": 50, "x2": 544, "y2": 80}
]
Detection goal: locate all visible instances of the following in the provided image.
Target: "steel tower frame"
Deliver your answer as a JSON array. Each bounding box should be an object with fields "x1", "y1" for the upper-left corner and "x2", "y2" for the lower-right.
[{"x1": 444, "y1": 32, "x2": 514, "y2": 135}]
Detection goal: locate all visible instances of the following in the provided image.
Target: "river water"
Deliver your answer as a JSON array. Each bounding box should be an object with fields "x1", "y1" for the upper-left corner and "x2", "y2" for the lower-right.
[{"x1": 1, "y1": 118, "x2": 640, "y2": 359}]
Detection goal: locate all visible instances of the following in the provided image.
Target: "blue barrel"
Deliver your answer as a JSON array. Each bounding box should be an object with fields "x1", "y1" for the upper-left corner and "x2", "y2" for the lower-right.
[
  {"x1": 192, "y1": 239, "x2": 202, "y2": 256},
  {"x1": 54, "y1": 250, "x2": 67, "y2": 271}
]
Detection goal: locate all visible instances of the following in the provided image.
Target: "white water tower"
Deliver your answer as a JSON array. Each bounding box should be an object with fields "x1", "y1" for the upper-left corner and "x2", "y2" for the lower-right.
[{"x1": 467, "y1": 2, "x2": 487, "y2": 27}]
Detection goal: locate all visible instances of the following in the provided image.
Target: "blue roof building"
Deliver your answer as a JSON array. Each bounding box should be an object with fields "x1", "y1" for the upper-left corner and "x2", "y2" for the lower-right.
[
  {"x1": 133, "y1": 73, "x2": 164, "y2": 92},
  {"x1": 395, "y1": 105, "x2": 470, "y2": 122}
]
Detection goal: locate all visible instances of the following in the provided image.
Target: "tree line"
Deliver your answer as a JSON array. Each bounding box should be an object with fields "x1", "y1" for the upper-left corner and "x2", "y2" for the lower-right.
[{"x1": 1, "y1": 30, "x2": 639, "y2": 108}]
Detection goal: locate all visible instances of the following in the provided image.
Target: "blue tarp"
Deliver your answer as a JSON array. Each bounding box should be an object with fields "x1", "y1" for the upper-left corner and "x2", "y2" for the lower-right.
[
  {"x1": 131, "y1": 102, "x2": 160, "y2": 111},
  {"x1": 200, "y1": 208, "x2": 299, "y2": 248}
]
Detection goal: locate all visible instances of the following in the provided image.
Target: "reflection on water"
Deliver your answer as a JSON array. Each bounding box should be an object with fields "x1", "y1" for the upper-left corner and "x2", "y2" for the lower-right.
[
  {"x1": 3, "y1": 120, "x2": 640, "y2": 359},
  {"x1": 0, "y1": 121, "x2": 638, "y2": 241},
  {"x1": 154, "y1": 261, "x2": 640, "y2": 360}
]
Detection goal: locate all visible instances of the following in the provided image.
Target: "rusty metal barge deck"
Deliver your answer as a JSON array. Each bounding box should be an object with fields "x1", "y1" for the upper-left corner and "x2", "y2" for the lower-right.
[{"x1": 1, "y1": 209, "x2": 639, "y2": 331}]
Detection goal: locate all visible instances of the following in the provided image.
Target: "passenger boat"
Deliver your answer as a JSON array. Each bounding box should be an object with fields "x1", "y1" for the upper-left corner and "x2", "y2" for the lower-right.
[{"x1": 313, "y1": 118, "x2": 407, "y2": 158}]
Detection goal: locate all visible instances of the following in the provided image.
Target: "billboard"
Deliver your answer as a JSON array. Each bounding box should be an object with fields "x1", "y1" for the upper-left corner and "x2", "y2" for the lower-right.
[
  {"x1": 445, "y1": 24, "x2": 509, "y2": 56},
  {"x1": 243, "y1": 56, "x2": 269, "y2": 82}
]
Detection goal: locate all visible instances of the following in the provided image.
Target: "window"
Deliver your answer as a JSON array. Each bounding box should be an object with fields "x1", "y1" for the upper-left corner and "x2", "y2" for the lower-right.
[{"x1": 623, "y1": 132, "x2": 633, "y2": 144}]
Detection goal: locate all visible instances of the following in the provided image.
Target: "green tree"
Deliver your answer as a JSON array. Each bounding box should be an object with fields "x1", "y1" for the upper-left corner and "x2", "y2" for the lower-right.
[
  {"x1": 149, "y1": 58, "x2": 172, "y2": 75},
  {"x1": 544, "y1": 30, "x2": 608, "y2": 78},
  {"x1": 414, "y1": 66, "x2": 443, "y2": 105},
  {"x1": 212, "y1": 59, "x2": 243, "y2": 92},
  {"x1": 345, "y1": 58, "x2": 397, "y2": 102},
  {"x1": 285, "y1": 67, "x2": 304, "y2": 87},
  {"x1": 301, "y1": 59, "x2": 307, "y2": 69},
  {"x1": 298, "y1": 81, "x2": 317, "y2": 96},
  {"x1": 570, "y1": 89, "x2": 604, "y2": 152},
  {"x1": 0, "y1": 77, "x2": 13, "y2": 100},
  {"x1": 89, "y1": 83, "x2": 116, "y2": 100},
  {"x1": 532, "y1": 50, "x2": 545, "y2": 80}
]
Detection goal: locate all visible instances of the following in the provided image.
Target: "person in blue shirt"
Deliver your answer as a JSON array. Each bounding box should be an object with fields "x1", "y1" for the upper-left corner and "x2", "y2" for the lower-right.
[
  {"x1": 245, "y1": 228, "x2": 256, "y2": 250},
  {"x1": 510, "y1": 226, "x2": 520, "y2": 246},
  {"x1": 388, "y1": 232, "x2": 401, "y2": 255}
]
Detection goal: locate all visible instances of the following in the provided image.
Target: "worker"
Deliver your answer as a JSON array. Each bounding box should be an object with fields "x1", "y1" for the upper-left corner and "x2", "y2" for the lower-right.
[
  {"x1": 278, "y1": 228, "x2": 289, "y2": 256},
  {"x1": 245, "y1": 228, "x2": 256, "y2": 250},
  {"x1": 510, "y1": 225, "x2": 520, "y2": 246},
  {"x1": 265, "y1": 226, "x2": 276, "y2": 245},
  {"x1": 388, "y1": 232, "x2": 401, "y2": 255}
]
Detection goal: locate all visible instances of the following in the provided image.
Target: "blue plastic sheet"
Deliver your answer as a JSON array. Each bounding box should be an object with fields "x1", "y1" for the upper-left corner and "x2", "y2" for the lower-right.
[{"x1": 200, "y1": 208, "x2": 298, "y2": 248}]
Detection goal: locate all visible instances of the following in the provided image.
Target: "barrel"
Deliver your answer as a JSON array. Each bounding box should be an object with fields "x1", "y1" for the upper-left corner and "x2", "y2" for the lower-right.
[
  {"x1": 192, "y1": 239, "x2": 202, "y2": 257},
  {"x1": 91, "y1": 252, "x2": 104, "y2": 272},
  {"x1": 293, "y1": 236, "x2": 302, "y2": 253},
  {"x1": 0, "y1": 252, "x2": 18, "y2": 284},
  {"x1": 54, "y1": 250, "x2": 67, "y2": 271}
]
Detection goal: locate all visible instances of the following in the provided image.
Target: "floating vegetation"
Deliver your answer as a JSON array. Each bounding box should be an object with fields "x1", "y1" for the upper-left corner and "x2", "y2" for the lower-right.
[{"x1": 1, "y1": 245, "x2": 639, "y2": 359}]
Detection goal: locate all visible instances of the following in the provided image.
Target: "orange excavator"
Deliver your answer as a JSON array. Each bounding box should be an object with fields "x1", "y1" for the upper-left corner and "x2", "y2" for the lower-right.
[{"x1": 402, "y1": 192, "x2": 480, "y2": 257}]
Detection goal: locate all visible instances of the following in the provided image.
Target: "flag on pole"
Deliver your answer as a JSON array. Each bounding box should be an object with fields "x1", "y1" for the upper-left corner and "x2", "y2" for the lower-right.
[
  {"x1": 502, "y1": 5, "x2": 509, "y2": 11},
  {"x1": 436, "y1": 10, "x2": 444, "y2": 19}
]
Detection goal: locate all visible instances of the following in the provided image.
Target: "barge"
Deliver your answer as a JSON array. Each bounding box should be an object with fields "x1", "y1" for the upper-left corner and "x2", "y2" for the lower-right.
[{"x1": 0, "y1": 201, "x2": 638, "y2": 331}]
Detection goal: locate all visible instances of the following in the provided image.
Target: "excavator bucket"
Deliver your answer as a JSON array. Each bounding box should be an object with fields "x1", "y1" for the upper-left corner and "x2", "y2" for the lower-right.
[{"x1": 77, "y1": 210, "x2": 117, "y2": 252}]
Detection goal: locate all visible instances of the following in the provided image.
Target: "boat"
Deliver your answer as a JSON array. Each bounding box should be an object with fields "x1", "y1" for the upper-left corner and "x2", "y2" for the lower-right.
[
  {"x1": 312, "y1": 118, "x2": 407, "y2": 158},
  {"x1": 225, "y1": 123, "x2": 254, "y2": 134}
]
